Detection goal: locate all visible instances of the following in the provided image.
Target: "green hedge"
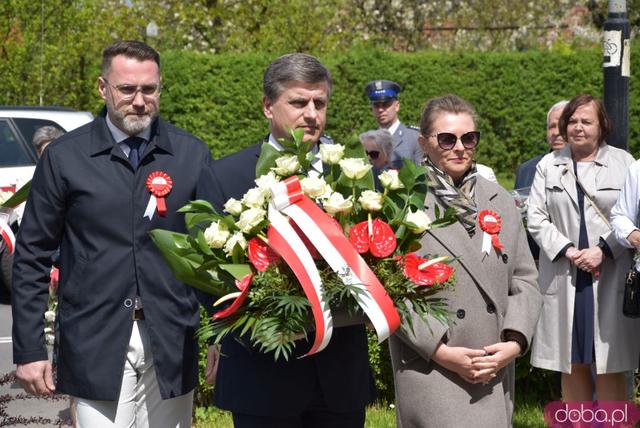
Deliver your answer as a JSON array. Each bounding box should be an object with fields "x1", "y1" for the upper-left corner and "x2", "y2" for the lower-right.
[
  {"x1": 156, "y1": 45, "x2": 640, "y2": 178},
  {"x1": 171, "y1": 46, "x2": 639, "y2": 405}
]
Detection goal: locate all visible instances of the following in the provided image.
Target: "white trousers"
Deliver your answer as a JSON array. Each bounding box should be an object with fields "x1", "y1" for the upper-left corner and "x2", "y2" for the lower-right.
[{"x1": 74, "y1": 321, "x2": 193, "y2": 428}]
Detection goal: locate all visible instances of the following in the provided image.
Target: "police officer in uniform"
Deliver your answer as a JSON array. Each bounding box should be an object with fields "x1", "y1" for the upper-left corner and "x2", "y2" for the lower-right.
[{"x1": 365, "y1": 80, "x2": 422, "y2": 169}]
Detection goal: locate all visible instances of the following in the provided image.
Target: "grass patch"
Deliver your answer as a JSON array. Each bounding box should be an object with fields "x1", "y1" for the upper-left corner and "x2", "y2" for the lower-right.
[
  {"x1": 194, "y1": 400, "x2": 544, "y2": 427},
  {"x1": 192, "y1": 404, "x2": 397, "y2": 427},
  {"x1": 365, "y1": 404, "x2": 396, "y2": 427},
  {"x1": 513, "y1": 399, "x2": 547, "y2": 428}
]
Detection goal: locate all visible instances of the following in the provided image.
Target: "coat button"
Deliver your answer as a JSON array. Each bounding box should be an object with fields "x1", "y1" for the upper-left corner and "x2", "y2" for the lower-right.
[
  {"x1": 123, "y1": 298, "x2": 133, "y2": 308},
  {"x1": 456, "y1": 309, "x2": 466, "y2": 319},
  {"x1": 486, "y1": 303, "x2": 496, "y2": 314}
]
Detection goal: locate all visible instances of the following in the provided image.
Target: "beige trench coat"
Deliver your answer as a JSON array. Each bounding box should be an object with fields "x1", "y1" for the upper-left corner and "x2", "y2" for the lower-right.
[
  {"x1": 527, "y1": 143, "x2": 640, "y2": 374},
  {"x1": 390, "y1": 178, "x2": 542, "y2": 428}
]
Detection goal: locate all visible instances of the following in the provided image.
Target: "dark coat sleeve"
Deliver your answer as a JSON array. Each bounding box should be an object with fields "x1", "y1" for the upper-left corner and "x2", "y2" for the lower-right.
[{"x1": 12, "y1": 147, "x2": 66, "y2": 363}]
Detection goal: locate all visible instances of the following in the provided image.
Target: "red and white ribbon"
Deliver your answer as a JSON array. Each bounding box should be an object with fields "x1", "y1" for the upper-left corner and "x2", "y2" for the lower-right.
[
  {"x1": 479, "y1": 210, "x2": 504, "y2": 255},
  {"x1": 268, "y1": 177, "x2": 400, "y2": 355},
  {"x1": 0, "y1": 215, "x2": 15, "y2": 255},
  {"x1": 144, "y1": 171, "x2": 173, "y2": 219}
]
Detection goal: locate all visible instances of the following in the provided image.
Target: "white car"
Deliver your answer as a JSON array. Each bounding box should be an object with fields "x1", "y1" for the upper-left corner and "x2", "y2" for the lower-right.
[
  {"x1": 0, "y1": 106, "x2": 93, "y2": 217},
  {"x1": 0, "y1": 107, "x2": 93, "y2": 303}
]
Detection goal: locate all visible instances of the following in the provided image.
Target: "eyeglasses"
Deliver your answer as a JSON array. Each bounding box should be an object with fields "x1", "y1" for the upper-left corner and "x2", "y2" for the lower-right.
[
  {"x1": 102, "y1": 78, "x2": 161, "y2": 99},
  {"x1": 429, "y1": 131, "x2": 480, "y2": 150},
  {"x1": 366, "y1": 150, "x2": 380, "y2": 160}
]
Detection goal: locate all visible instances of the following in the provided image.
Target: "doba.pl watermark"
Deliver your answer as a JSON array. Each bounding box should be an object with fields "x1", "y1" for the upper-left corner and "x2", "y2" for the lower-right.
[{"x1": 544, "y1": 401, "x2": 640, "y2": 427}]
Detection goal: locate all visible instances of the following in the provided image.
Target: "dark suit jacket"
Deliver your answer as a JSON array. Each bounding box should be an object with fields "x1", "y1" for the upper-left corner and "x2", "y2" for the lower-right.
[
  {"x1": 514, "y1": 154, "x2": 545, "y2": 259},
  {"x1": 198, "y1": 142, "x2": 376, "y2": 417},
  {"x1": 514, "y1": 154, "x2": 544, "y2": 190},
  {"x1": 12, "y1": 110, "x2": 212, "y2": 401}
]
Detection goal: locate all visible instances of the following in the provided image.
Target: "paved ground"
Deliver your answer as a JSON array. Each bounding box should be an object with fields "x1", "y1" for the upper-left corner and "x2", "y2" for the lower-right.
[{"x1": 0, "y1": 302, "x2": 72, "y2": 427}]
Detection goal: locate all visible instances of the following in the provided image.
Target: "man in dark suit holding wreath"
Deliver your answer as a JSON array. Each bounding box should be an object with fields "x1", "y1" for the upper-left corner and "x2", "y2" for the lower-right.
[{"x1": 201, "y1": 53, "x2": 375, "y2": 428}]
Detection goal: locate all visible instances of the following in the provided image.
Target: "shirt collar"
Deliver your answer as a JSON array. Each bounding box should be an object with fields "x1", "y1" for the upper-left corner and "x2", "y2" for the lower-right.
[
  {"x1": 386, "y1": 119, "x2": 400, "y2": 135},
  {"x1": 268, "y1": 133, "x2": 284, "y2": 151}
]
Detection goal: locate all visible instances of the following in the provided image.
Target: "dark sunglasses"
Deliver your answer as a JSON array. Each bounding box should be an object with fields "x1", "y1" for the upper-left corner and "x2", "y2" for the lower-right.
[
  {"x1": 366, "y1": 150, "x2": 381, "y2": 160},
  {"x1": 430, "y1": 131, "x2": 480, "y2": 150}
]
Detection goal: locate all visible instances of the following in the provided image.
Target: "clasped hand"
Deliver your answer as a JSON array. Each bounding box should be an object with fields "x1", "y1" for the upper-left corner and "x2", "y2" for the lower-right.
[
  {"x1": 566, "y1": 246, "x2": 603, "y2": 274},
  {"x1": 432, "y1": 342, "x2": 521, "y2": 385}
]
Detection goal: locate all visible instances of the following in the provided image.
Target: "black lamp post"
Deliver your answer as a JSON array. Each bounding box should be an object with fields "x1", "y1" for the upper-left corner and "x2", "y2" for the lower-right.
[{"x1": 603, "y1": 0, "x2": 630, "y2": 151}]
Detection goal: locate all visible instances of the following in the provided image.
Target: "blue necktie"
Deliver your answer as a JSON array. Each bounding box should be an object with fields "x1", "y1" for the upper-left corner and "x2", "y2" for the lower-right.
[{"x1": 124, "y1": 137, "x2": 144, "y2": 169}]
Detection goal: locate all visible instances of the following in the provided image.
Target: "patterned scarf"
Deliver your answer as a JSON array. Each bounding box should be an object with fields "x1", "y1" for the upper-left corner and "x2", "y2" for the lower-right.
[{"x1": 424, "y1": 157, "x2": 478, "y2": 236}]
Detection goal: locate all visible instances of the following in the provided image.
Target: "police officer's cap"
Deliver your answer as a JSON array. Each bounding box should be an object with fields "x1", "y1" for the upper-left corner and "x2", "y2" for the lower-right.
[{"x1": 365, "y1": 80, "x2": 401, "y2": 103}]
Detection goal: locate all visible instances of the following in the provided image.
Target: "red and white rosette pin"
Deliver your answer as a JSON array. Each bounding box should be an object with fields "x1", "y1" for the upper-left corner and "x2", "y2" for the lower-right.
[
  {"x1": 478, "y1": 210, "x2": 504, "y2": 255},
  {"x1": 145, "y1": 171, "x2": 173, "y2": 218}
]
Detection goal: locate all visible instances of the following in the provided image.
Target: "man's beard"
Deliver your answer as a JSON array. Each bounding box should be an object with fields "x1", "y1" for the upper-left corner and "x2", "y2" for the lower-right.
[{"x1": 111, "y1": 106, "x2": 157, "y2": 135}]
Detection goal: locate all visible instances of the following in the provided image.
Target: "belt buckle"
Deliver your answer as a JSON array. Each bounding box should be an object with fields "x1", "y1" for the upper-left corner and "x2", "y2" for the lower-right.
[{"x1": 133, "y1": 308, "x2": 145, "y2": 321}]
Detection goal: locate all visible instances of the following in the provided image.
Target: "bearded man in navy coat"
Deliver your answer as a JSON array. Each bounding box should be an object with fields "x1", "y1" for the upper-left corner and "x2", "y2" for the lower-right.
[
  {"x1": 12, "y1": 41, "x2": 211, "y2": 427},
  {"x1": 200, "y1": 53, "x2": 375, "y2": 428}
]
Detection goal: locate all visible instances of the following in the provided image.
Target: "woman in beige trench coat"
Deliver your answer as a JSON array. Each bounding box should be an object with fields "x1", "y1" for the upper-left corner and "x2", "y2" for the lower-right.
[
  {"x1": 389, "y1": 94, "x2": 542, "y2": 428},
  {"x1": 527, "y1": 94, "x2": 640, "y2": 401}
]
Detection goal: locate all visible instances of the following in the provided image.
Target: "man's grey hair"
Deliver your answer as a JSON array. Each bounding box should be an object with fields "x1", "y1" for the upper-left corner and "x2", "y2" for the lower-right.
[
  {"x1": 263, "y1": 53, "x2": 333, "y2": 102},
  {"x1": 547, "y1": 100, "x2": 569, "y2": 125},
  {"x1": 32, "y1": 126, "x2": 65, "y2": 153},
  {"x1": 359, "y1": 129, "x2": 394, "y2": 160}
]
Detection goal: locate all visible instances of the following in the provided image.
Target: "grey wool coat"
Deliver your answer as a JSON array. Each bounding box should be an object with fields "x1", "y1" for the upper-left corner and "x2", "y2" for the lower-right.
[
  {"x1": 389, "y1": 177, "x2": 542, "y2": 428},
  {"x1": 527, "y1": 143, "x2": 640, "y2": 374}
]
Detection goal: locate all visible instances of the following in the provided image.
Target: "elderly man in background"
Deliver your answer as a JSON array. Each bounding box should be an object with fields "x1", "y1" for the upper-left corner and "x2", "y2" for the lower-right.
[
  {"x1": 514, "y1": 100, "x2": 568, "y2": 260},
  {"x1": 515, "y1": 100, "x2": 569, "y2": 190}
]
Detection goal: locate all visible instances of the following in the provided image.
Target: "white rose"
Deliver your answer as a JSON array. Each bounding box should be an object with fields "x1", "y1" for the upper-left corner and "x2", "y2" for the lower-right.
[
  {"x1": 272, "y1": 155, "x2": 300, "y2": 176},
  {"x1": 301, "y1": 176, "x2": 328, "y2": 199},
  {"x1": 44, "y1": 310, "x2": 56, "y2": 323},
  {"x1": 223, "y1": 198, "x2": 243, "y2": 216},
  {"x1": 323, "y1": 192, "x2": 353, "y2": 216},
  {"x1": 339, "y1": 158, "x2": 372, "y2": 180},
  {"x1": 319, "y1": 144, "x2": 345, "y2": 164},
  {"x1": 254, "y1": 171, "x2": 279, "y2": 196},
  {"x1": 242, "y1": 187, "x2": 266, "y2": 208},
  {"x1": 224, "y1": 231, "x2": 248, "y2": 255},
  {"x1": 405, "y1": 208, "x2": 432, "y2": 234},
  {"x1": 235, "y1": 207, "x2": 266, "y2": 233},
  {"x1": 44, "y1": 327, "x2": 54, "y2": 334},
  {"x1": 379, "y1": 169, "x2": 404, "y2": 190},
  {"x1": 204, "y1": 221, "x2": 230, "y2": 249},
  {"x1": 358, "y1": 190, "x2": 383, "y2": 211}
]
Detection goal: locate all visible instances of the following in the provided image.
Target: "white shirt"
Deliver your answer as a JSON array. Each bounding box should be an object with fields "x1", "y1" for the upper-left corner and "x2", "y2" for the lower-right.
[
  {"x1": 476, "y1": 163, "x2": 497, "y2": 183},
  {"x1": 386, "y1": 119, "x2": 400, "y2": 136},
  {"x1": 610, "y1": 159, "x2": 640, "y2": 249}
]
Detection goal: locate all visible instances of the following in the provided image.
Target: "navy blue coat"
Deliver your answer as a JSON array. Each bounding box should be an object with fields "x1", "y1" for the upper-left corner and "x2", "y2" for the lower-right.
[
  {"x1": 514, "y1": 154, "x2": 545, "y2": 190},
  {"x1": 514, "y1": 154, "x2": 545, "y2": 259},
  {"x1": 198, "y1": 142, "x2": 376, "y2": 417},
  {"x1": 12, "y1": 111, "x2": 212, "y2": 401}
]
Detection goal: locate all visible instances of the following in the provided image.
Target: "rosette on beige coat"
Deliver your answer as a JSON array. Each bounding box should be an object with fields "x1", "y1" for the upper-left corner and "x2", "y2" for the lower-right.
[
  {"x1": 527, "y1": 143, "x2": 640, "y2": 374},
  {"x1": 389, "y1": 177, "x2": 542, "y2": 428}
]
